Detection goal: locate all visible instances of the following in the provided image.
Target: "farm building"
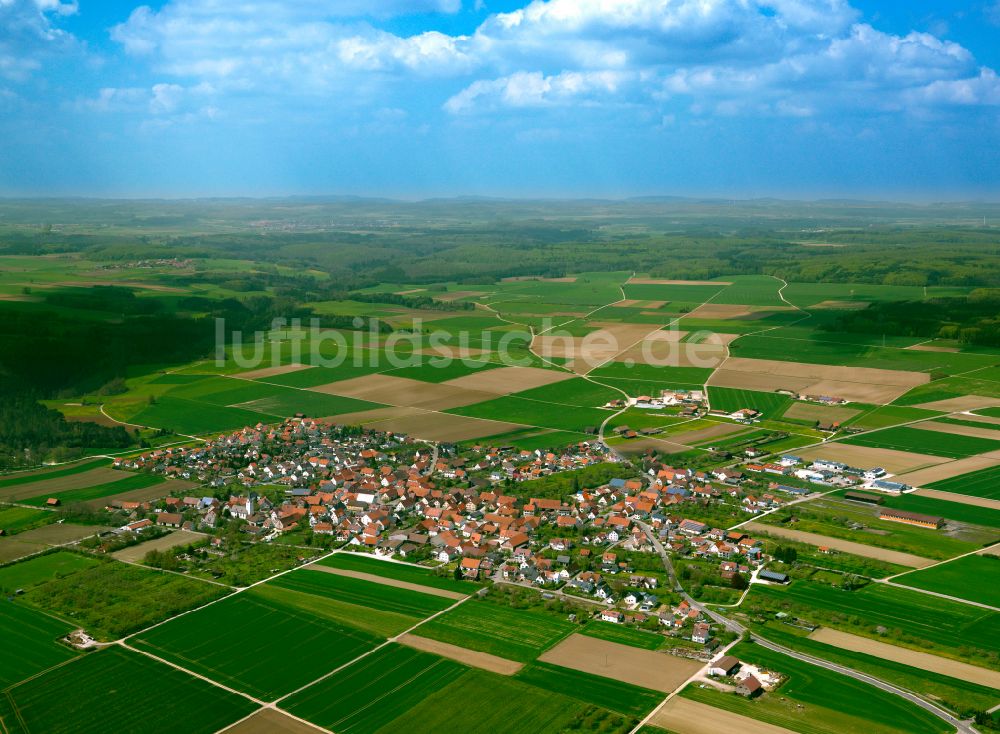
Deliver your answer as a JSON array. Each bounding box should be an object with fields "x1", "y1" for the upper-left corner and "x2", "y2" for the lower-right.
[
  {"x1": 758, "y1": 570, "x2": 790, "y2": 584},
  {"x1": 844, "y1": 491, "x2": 884, "y2": 505},
  {"x1": 737, "y1": 675, "x2": 763, "y2": 698},
  {"x1": 45, "y1": 497, "x2": 60, "y2": 507},
  {"x1": 869, "y1": 480, "x2": 910, "y2": 495},
  {"x1": 879, "y1": 508, "x2": 943, "y2": 529},
  {"x1": 709, "y1": 655, "x2": 740, "y2": 676}
]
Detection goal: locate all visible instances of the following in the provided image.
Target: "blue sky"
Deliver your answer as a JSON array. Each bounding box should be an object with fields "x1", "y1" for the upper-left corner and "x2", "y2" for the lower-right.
[{"x1": 1, "y1": 0, "x2": 999, "y2": 199}]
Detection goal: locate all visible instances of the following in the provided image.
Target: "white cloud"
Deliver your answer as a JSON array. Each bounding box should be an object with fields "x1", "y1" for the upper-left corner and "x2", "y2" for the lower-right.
[
  {"x1": 107, "y1": 0, "x2": 1000, "y2": 121},
  {"x1": 0, "y1": 0, "x2": 77, "y2": 81}
]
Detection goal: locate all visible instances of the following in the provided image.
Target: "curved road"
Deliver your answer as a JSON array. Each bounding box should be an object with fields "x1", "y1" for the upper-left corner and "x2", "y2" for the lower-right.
[{"x1": 634, "y1": 520, "x2": 979, "y2": 734}]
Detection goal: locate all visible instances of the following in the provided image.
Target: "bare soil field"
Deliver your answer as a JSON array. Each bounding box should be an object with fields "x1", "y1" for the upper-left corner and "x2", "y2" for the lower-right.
[
  {"x1": 222, "y1": 709, "x2": 322, "y2": 734},
  {"x1": 796, "y1": 443, "x2": 949, "y2": 475},
  {"x1": 808, "y1": 627, "x2": 1000, "y2": 689},
  {"x1": 952, "y1": 412, "x2": 1000, "y2": 426},
  {"x1": 628, "y1": 278, "x2": 732, "y2": 286},
  {"x1": 905, "y1": 344, "x2": 960, "y2": 353},
  {"x1": 708, "y1": 370, "x2": 813, "y2": 394},
  {"x1": 613, "y1": 299, "x2": 641, "y2": 307},
  {"x1": 359, "y1": 411, "x2": 526, "y2": 442},
  {"x1": 614, "y1": 339, "x2": 728, "y2": 370},
  {"x1": 651, "y1": 697, "x2": 798, "y2": 734},
  {"x1": 672, "y1": 422, "x2": 749, "y2": 445},
  {"x1": 235, "y1": 363, "x2": 314, "y2": 379},
  {"x1": 443, "y1": 365, "x2": 573, "y2": 394},
  {"x1": 782, "y1": 402, "x2": 861, "y2": 424},
  {"x1": 0, "y1": 538, "x2": 47, "y2": 563},
  {"x1": 535, "y1": 323, "x2": 660, "y2": 369},
  {"x1": 708, "y1": 358, "x2": 927, "y2": 404},
  {"x1": 304, "y1": 564, "x2": 467, "y2": 600},
  {"x1": 616, "y1": 437, "x2": 694, "y2": 455},
  {"x1": 743, "y1": 522, "x2": 936, "y2": 568},
  {"x1": 432, "y1": 290, "x2": 487, "y2": 302},
  {"x1": 913, "y1": 489, "x2": 1000, "y2": 511},
  {"x1": 809, "y1": 300, "x2": 870, "y2": 310},
  {"x1": 399, "y1": 633, "x2": 524, "y2": 675},
  {"x1": 323, "y1": 405, "x2": 427, "y2": 425},
  {"x1": 538, "y1": 634, "x2": 702, "y2": 693},
  {"x1": 312, "y1": 374, "x2": 497, "y2": 410},
  {"x1": 687, "y1": 304, "x2": 792, "y2": 320},
  {"x1": 914, "y1": 395, "x2": 1000, "y2": 412},
  {"x1": 910, "y1": 421, "x2": 1000, "y2": 440},
  {"x1": 0, "y1": 467, "x2": 129, "y2": 502},
  {"x1": 113, "y1": 529, "x2": 207, "y2": 563},
  {"x1": 415, "y1": 345, "x2": 488, "y2": 359},
  {"x1": 895, "y1": 456, "x2": 1000, "y2": 487}
]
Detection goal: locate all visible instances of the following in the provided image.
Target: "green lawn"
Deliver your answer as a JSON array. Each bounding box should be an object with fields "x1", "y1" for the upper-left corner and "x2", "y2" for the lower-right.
[
  {"x1": 0, "y1": 506, "x2": 54, "y2": 535},
  {"x1": 682, "y1": 643, "x2": 949, "y2": 734},
  {"x1": 515, "y1": 661, "x2": 663, "y2": 717},
  {"x1": 0, "y1": 600, "x2": 79, "y2": 689},
  {"x1": 893, "y1": 554, "x2": 1000, "y2": 608},
  {"x1": 1, "y1": 646, "x2": 257, "y2": 734},
  {"x1": 282, "y1": 643, "x2": 466, "y2": 733},
  {"x1": 839, "y1": 426, "x2": 1000, "y2": 459},
  {"x1": 316, "y1": 553, "x2": 478, "y2": 593},
  {"x1": 131, "y1": 587, "x2": 382, "y2": 700},
  {"x1": 926, "y1": 464, "x2": 1000, "y2": 500},
  {"x1": 411, "y1": 599, "x2": 576, "y2": 662},
  {"x1": 0, "y1": 551, "x2": 100, "y2": 593},
  {"x1": 707, "y1": 386, "x2": 793, "y2": 418}
]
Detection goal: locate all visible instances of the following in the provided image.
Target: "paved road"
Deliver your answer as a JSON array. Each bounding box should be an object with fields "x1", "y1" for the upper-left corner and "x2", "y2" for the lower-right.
[{"x1": 633, "y1": 520, "x2": 979, "y2": 734}]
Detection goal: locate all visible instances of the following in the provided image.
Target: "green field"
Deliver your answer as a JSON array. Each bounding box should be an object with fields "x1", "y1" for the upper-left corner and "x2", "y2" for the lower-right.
[
  {"x1": 448, "y1": 395, "x2": 612, "y2": 433},
  {"x1": 412, "y1": 599, "x2": 576, "y2": 662},
  {"x1": 383, "y1": 359, "x2": 502, "y2": 383},
  {"x1": 257, "y1": 362, "x2": 386, "y2": 387},
  {"x1": 932, "y1": 417, "x2": 1000, "y2": 432},
  {"x1": 845, "y1": 405, "x2": 942, "y2": 430},
  {"x1": 755, "y1": 623, "x2": 1000, "y2": 719},
  {"x1": 282, "y1": 643, "x2": 466, "y2": 733},
  {"x1": 515, "y1": 661, "x2": 662, "y2": 717},
  {"x1": 707, "y1": 386, "x2": 793, "y2": 418},
  {"x1": 682, "y1": 643, "x2": 949, "y2": 734},
  {"x1": 132, "y1": 586, "x2": 382, "y2": 700},
  {"x1": 747, "y1": 580, "x2": 1000, "y2": 664},
  {"x1": 0, "y1": 600, "x2": 78, "y2": 688},
  {"x1": 268, "y1": 568, "x2": 453, "y2": 618},
  {"x1": 129, "y1": 396, "x2": 278, "y2": 435},
  {"x1": 0, "y1": 506, "x2": 54, "y2": 535},
  {"x1": 24, "y1": 560, "x2": 227, "y2": 641},
  {"x1": 1, "y1": 646, "x2": 257, "y2": 734},
  {"x1": 316, "y1": 553, "x2": 478, "y2": 593},
  {"x1": 589, "y1": 363, "x2": 714, "y2": 387},
  {"x1": 876, "y1": 492, "x2": 1000, "y2": 529},
  {"x1": 21, "y1": 472, "x2": 166, "y2": 507},
  {"x1": 0, "y1": 551, "x2": 100, "y2": 593},
  {"x1": 893, "y1": 554, "x2": 1000, "y2": 608},
  {"x1": 839, "y1": 426, "x2": 1000, "y2": 458},
  {"x1": 708, "y1": 275, "x2": 787, "y2": 306},
  {"x1": 0, "y1": 459, "x2": 109, "y2": 491},
  {"x1": 579, "y1": 620, "x2": 666, "y2": 650},
  {"x1": 926, "y1": 464, "x2": 1000, "y2": 500},
  {"x1": 368, "y1": 668, "x2": 613, "y2": 734},
  {"x1": 511, "y1": 377, "x2": 623, "y2": 408}
]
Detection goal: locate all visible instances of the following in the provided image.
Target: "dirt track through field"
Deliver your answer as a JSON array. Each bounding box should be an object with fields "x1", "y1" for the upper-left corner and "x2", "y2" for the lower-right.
[
  {"x1": 894, "y1": 456, "x2": 1000, "y2": 487},
  {"x1": 398, "y1": 633, "x2": 523, "y2": 675},
  {"x1": 796, "y1": 444, "x2": 948, "y2": 475},
  {"x1": 651, "y1": 697, "x2": 798, "y2": 734},
  {"x1": 538, "y1": 634, "x2": 702, "y2": 693},
  {"x1": 628, "y1": 278, "x2": 733, "y2": 286},
  {"x1": 304, "y1": 564, "x2": 467, "y2": 600},
  {"x1": 743, "y1": 522, "x2": 936, "y2": 568},
  {"x1": 0, "y1": 467, "x2": 129, "y2": 502},
  {"x1": 808, "y1": 627, "x2": 1000, "y2": 689}
]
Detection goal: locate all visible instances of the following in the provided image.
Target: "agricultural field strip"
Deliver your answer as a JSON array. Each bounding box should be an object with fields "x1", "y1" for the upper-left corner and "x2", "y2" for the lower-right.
[{"x1": 96, "y1": 549, "x2": 479, "y2": 729}]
